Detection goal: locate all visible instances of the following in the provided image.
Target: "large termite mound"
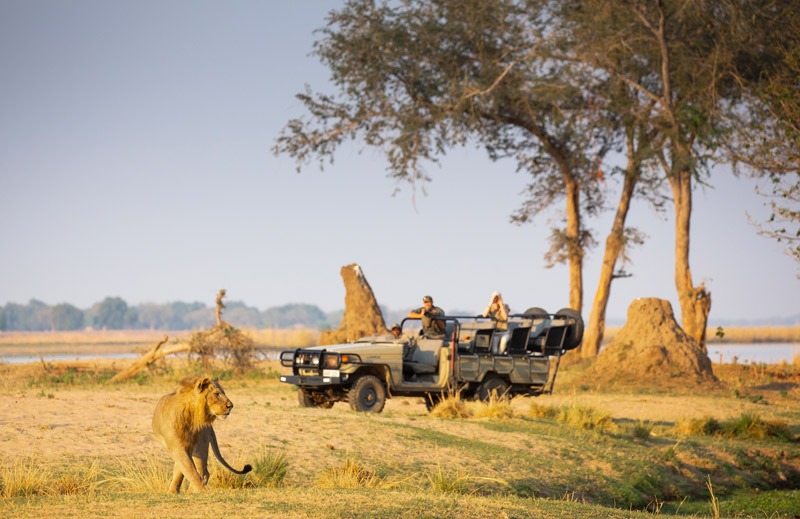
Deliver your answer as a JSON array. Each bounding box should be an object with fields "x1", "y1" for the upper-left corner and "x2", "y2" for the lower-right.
[
  {"x1": 582, "y1": 298, "x2": 716, "y2": 388},
  {"x1": 319, "y1": 264, "x2": 388, "y2": 346}
]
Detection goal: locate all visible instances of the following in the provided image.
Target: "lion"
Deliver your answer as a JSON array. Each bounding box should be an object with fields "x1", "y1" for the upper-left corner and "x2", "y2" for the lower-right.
[{"x1": 152, "y1": 376, "x2": 252, "y2": 493}]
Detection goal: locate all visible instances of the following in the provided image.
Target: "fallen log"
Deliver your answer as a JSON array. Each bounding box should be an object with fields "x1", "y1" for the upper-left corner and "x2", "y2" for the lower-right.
[{"x1": 109, "y1": 335, "x2": 189, "y2": 383}]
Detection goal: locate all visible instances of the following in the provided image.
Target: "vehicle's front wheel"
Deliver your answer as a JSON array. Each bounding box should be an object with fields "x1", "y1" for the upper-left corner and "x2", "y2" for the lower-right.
[
  {"x1": 476, "y1": 376, "x2": 509, "y2": 402},
  {"x1": 348, "y1": 375, "x2": 387, "y2": 413},
  {"x1": 298, "y1": 389, "x2": 334, "y2": 409}
]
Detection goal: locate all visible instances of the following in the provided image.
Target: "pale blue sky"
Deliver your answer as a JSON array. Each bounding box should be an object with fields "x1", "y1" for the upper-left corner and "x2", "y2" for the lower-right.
[{"x1": 1, "y1": 1, "x2": 797, "y2": 325}]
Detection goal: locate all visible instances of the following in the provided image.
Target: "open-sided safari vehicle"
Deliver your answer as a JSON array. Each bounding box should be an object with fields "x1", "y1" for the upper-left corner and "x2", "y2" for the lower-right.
[{"x1": 279, "y1": 307, "x2": 583, "y2": 413}]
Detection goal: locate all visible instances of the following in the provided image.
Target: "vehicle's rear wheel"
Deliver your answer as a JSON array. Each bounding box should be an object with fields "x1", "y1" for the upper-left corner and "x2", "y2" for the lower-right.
[
  {"x1": 298, "y1": 389, "x2": 334, "y2": 409},
  {"x1": 348, "y1": 375, "x2": 387, "y2": 413},
  {"x1": 476, "y1": 376, "x2": 510, "y2": 402}
]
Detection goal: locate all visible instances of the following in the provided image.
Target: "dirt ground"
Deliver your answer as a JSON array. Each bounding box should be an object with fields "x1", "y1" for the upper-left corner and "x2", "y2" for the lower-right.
[{"x1": 2, "y1": 357, "x2": 799, "y2": 482}]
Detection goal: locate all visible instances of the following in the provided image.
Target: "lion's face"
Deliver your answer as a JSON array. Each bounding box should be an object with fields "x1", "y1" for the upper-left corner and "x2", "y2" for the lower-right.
[{"x1": 202, "y1": 379, "x2": 234, "y2": 418}]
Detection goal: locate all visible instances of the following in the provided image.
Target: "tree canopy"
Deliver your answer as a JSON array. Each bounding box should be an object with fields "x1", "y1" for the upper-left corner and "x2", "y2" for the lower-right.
[{"x1": 276, "y1": 0, "x2": 798, "y2": 352}]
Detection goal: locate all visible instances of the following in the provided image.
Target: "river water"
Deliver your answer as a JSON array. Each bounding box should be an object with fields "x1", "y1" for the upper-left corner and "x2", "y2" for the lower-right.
[
  {"x1": 1, "y1": 343, "x2": 797, "y2": 365},
  {"x1": 706, "y1": 342, "x2": 799, "y2": 365}
]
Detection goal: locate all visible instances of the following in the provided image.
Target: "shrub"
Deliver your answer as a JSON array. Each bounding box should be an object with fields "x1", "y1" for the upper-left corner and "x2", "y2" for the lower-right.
[
  {"x1": 557, "y1": 404, "x2": 617, "y2": 432},
  {"x1": 720, "y1": 413, "x2": 793, "y2": 441},
  {"x1": 0, "y1": 457, "x2": 49, "y2": 497},
  {"x1": 424, "y1": 463, "x2": 473, "y2": 494},
  {"x1": 248, "y1": 448, "x2": 288, "y2": 488},
  {"x1": 471, "y1": 391, "x2": 514, "y2": 420},
  {"x1": 316, "y1": 457, "x2": 384, "y2": 488},
  {"x1": 631, "y1": 420, "x2": 654, "y2": 440},
  {"x1": 675, "y1": 416, "x2": 722, "y2": 437},
  {"x1": 527, "y1": 402, "x2": 558, "y2": 419},
  {"x1": 675, "y1": 413, "x2": 793, "y2": 441},
  {"x1": 429, "y1": 392, "x2": 471, "y2": 419}
]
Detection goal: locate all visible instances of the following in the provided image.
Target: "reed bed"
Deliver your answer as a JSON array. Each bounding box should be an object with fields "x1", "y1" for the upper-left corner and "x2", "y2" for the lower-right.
[
  {"x1": 603, "y1": 325, "x2": 800, "y2": 344},
  {"x1": 0, "y1": 328, "x2": 320, "y2": 354}
]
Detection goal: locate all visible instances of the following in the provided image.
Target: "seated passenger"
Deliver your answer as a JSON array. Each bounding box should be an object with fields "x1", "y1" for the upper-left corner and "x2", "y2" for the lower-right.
[
  {"x1": 408, "y1": 295, "x2": 446, "y2": 338},
  {"x1": 390, "y1": 322, "x2": 403, "y2": 339}
]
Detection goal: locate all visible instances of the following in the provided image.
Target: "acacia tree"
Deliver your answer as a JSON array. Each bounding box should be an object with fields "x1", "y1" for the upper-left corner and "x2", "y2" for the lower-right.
[
  {"x1": 274, "y1": 0, "x2": 606, "y2": 314},
  {"x1": 555, "y1": 0, "x2": 785, "y2": 351},
  {"x1": 725, "y1": 3, "x2": 800, "y2": 271}
]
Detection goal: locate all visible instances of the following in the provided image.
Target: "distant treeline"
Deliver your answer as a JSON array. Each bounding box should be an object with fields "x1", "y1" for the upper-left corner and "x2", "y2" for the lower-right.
[{"x1": 0, "y1": 298, "x2": 348, "y2": 332}]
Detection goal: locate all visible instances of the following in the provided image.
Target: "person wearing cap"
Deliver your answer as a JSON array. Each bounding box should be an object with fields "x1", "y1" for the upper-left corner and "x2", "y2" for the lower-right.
[
  {"x1": 408, "y1": 295, "x2": 446, "y2": 337},
  {"x1": 390, "y1": 322, "x2": 403, "y2": 339},
  {"x1": 482, "y1": 291, "x2": 509, "y2": 329}
]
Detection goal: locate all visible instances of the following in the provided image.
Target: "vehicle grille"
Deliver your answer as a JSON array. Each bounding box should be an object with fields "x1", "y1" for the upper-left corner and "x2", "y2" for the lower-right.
[{"x1": 294, "y1": 351, "x2": 322, "y2": 376}]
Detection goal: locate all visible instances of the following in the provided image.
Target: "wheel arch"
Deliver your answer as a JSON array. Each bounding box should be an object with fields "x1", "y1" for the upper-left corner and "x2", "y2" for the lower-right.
[{"x1": 350, "y1": 365, "x2": 393, "y2": 395}]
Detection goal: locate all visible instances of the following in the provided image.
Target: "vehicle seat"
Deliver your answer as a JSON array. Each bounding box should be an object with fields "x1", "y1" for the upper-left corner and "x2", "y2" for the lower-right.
[{"x1": 493, "y1": 331, "x2": 510, "y2": 354}]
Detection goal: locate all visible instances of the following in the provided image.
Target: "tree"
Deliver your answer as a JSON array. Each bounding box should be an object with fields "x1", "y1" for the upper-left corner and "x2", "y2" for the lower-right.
[
  {"x1": 51, "y1": 303, "x2": 84, "y2": 331},
  {"x1": 92, "y1": 297, "x2": 134, "y2": 330},
  {"x1": 274, "y1": 0, "x2": 607, "y2": 314},
  {"x1": 556, "y1": 0, "x2": 783, "y2": 351},
  {"x1": 723, "y1": 3, "x2": 800, "y2": 272}
]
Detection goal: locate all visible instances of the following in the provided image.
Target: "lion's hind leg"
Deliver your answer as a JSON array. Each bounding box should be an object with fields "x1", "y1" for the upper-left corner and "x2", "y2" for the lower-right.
[
  {"x1": 192, "y1": 429, "x2": 212, "y2": 486},
  {"x1": 169, "y1": 447, "x2": 207, "y2": 493}
]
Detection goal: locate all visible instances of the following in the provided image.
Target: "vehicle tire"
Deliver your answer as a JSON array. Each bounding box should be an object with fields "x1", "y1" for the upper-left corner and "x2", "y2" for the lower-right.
[
  {"x1": 476, "y1": 376, "x2": 510, "y2": 402},
  {"x1": 298, "y1": 389, "x2": 334, "y2": 409},
  {"x1": 348, "y1": 375, "x2": 387, "y2": 413},
  {"x1": 554, "y1": 307, "x2": 584, "y2": 350},
  {"x1": 523, "y1": 307, "x2": 549, "y2": 318}
]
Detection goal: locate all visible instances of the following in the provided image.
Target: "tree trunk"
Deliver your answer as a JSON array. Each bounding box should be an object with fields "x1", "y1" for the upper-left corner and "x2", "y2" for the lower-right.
[
  {"x1": 582, "y1": 157, "x2": 638, "y2": 357},
  {"x1": 564, "y1": 174, "x2": 583, "y2": 314},
  {"x1": 109, "y1": 336, "x2": 189, "y2": 382},
  {"x1": 669, "y1": 168, "x2": 712, "y2": 351}
]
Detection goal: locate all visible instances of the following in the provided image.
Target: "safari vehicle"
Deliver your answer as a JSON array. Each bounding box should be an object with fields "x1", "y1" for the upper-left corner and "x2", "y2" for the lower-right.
[{"x1": 279, "y1": 307, "x2": 583, "y2": 413}]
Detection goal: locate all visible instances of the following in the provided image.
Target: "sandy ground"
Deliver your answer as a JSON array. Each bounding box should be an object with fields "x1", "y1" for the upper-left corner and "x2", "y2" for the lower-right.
[{"x1": 1, "y1": 357, "x2": 798, "y2": 485}]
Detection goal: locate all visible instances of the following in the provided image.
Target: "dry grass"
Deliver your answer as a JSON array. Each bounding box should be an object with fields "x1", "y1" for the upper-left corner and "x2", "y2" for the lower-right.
[
  {"x1": 674, "y1": 413, "x2": 794, "y2": 440},
  {"x1": 103, "y1": 453, "x2": 172, "y2": 493},
  {"x1": 526, "y1": 401, "x2": 617, "y2": 433},
  {"x1": 0, "y1": 328, "x2": 319, "y2": 355},
  {"x1": 0, "y1": 457, "x2": 50, "y2": 498},
  {"x1": 708, "y1": 325, "x2": 800, "y2": 343},
  {"x1": 429, "y1": 390, "x2": 471, "y2": 419},
  {"x1": 315, "y1": 457, "x2": 386, "y2": 489},
  {"x1": 602, "y1": 325, "x2": 800, "y2": 344},
  {"x1": 424, "y1": 463, "x2": 474, "y2": 494},
  {"x1": 470, "y1": 392, "x2": 514, "y2": 419},
  {"x1": 1, "y1": 353, "x2": 799, "y2": 518}
]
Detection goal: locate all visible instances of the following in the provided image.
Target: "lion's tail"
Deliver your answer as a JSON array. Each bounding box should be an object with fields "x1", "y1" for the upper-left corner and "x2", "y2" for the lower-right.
[{"x1": 209, "y1": 428, "x2": 253, "y2": 475}]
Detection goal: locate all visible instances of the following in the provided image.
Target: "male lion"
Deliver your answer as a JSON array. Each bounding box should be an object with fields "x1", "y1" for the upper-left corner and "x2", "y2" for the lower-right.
[{"x1": 152, "y1": 376, "x2": 252, "y2": 493}]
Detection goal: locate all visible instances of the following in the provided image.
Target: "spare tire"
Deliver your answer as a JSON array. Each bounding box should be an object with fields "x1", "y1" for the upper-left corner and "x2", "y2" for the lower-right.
[
  {"x1": 554, "y1": 307, "x2": 584, "y2": 350},
  {"x1": 523, "y1": 307, "x2": 549, "y2": 318}
]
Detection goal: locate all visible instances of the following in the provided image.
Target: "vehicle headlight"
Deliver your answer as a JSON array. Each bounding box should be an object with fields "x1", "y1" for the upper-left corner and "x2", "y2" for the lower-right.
[{"x1": 322, "y1": 353, "x2": 340, "y2": 368}]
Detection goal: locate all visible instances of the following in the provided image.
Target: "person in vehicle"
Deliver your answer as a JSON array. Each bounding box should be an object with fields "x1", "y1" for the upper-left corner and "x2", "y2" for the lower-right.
[
  {"x1": 408, "y1": 295, "x2": 446, "y2": 338},
  {"x1": 483, "y1": 291, "x2": 510, "y2": 329},
  {"x1": 390, "y1": 323, "x2": 403, "y2": 339}
]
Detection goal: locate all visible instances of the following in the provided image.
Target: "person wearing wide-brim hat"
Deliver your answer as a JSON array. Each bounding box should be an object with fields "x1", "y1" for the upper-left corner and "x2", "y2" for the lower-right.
[{"x1": 408, "y1": 295, "x2": 446, "y2": 337}]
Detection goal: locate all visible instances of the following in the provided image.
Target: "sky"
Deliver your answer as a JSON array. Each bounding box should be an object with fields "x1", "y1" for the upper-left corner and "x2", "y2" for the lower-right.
[{"x1": 1, "y1": 1, "x2": 797, "y2": 326}]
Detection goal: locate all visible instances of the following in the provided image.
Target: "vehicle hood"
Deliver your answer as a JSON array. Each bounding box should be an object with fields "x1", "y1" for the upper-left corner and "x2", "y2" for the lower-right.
[{"x1": 298, "y1": 340, "x2": 397, "y2": 354}]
